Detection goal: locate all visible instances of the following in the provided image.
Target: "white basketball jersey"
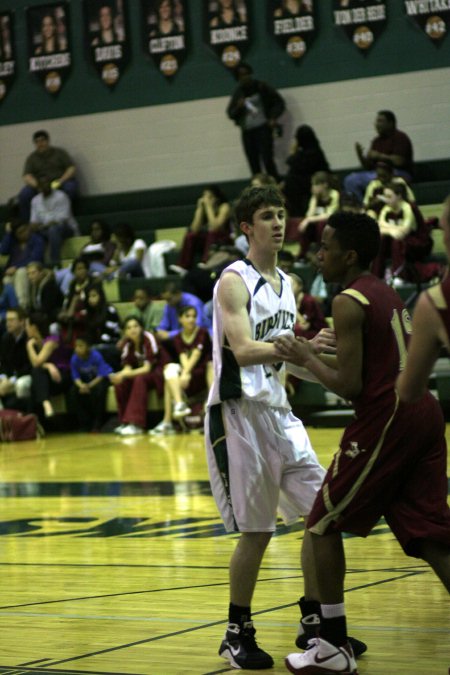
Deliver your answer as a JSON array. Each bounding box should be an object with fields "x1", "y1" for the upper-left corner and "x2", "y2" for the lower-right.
[{"x1": 207, "y1": 258, "x2": 295, "y2": 410}]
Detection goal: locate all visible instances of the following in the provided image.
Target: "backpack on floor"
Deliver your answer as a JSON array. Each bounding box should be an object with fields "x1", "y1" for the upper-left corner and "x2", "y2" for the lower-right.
[{"x1": 0, "y1": 409, "x2": 44, "y2": 442}]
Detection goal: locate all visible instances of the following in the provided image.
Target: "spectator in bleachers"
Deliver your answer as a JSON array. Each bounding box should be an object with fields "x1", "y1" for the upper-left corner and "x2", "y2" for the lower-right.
[
  {"x1": 363, "y1": 159, "x2": 416, "y2": 216},
  {"x1": 343, "y1": 110, "x2": 414, "y2": 203},
  {"x1": 150, "y1": 305, "x2": 212, "y2": 435},
  {"x1": 0, "y1": 274, "x2": 18, "y2": 333},
  {"x1": 19, "y1": 130, "x2": 78, "y2": 222},
  {"x1": 105, "y1": 223, "x2": 150, "y2": 278},
  {"x1": 58, "y1": 258, "x2": 94, "y2": 345},
  {"x1": 297, "y1": 171, "x2": 340, "y2": 258},
  {"x1": 27, "y1": 262, "x2": 63, "y2": 325},
  {"x1": 68, "y1": 335, "x2": 112, "y2": 432},
  {"x1": 30, "y1": 176, "x2": 79, "y2": 269},
  {"x1": 173, "y1": 185, "x2": 232, "y2": 274},
  {"x1": 0, "y1": 307, "x2": 32, "y2": 410},
  {"x1": 156, "y1": 281, "x2": 208, "y2": 341},
  {"x1": 79, "y1": 284, "x2": 121, "y2": 369},
  {"x1": 283, "y1": 124, "x2": 330, "y2": 217},
  {"x1": 110, "y1": 316, "x2": 165, "y2": 436},
  {"x1": 0, "y1": 220, "x2": 45, "y2": 308},
  {"x1": 128, "y1": 287, "x2": 163, "y2": 332},
  {"x1": 26, "y1": 312, "x2": 72, "y2": 419},
  {"x1": 289, "y1": 273, "x2": 327, "y2": 340}
]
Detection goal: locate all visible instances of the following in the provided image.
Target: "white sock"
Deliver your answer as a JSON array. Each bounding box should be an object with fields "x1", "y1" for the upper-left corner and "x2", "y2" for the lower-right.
[{"x1": 321, "y1": 603, "x2": 345, "y2": 619}]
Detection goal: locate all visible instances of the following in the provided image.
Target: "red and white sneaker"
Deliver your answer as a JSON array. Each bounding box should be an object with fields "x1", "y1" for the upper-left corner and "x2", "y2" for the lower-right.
[{"x1": 285, "y1": 637, "x2": 358, "y2": 674}]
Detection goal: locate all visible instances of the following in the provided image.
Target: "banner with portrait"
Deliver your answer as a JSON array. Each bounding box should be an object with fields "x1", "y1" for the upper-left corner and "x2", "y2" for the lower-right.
[
  {"x1": 0, "y1": 12, "x2": 15, "y2": 102},
  {"x1": 84, "y1": 0, "x2": 129, "y2": 87},
  {"x1": 404, "y1": 1, "x2": 450, "y2": 44},
  {"x1": 27, "y1": 3, "x2": 71, "y2": 94},
  {"x1": 332, "y1": 1, "x2": 387, "y2": 52},
  {"x1": 270, "y1": 1, "x2": 316, "y2": 60},
  {"x1": 142, "y1": 0, "x2": 187, "y2": 78},
  {"x1": 205, "y1": 0, "x2": 249, "y2": 69}
]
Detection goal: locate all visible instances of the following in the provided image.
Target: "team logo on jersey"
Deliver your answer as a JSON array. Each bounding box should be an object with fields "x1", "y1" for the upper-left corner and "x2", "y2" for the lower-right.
[{"x1": 255, "y1": 310, "x2": 295, "y2": 341}]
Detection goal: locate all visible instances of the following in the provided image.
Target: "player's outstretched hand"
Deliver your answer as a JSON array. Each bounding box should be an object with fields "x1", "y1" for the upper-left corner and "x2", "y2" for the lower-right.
[
  {"x1": 309, "y1": 327, "x2": 336, "y2": 354},
  {"x1": 274, "y1": 334, "x2": 313, "y2": 366}
]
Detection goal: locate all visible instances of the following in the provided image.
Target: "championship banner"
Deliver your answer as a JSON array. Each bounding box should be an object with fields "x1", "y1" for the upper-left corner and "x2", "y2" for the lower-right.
[
  {"x1": 270, "y1": 0, "x2": 316, "y2": 60},
  {"x1": 205, "y1": 0, "x2": 249, "y2": 69},
  {"x1": 84, "y1": 0, "x2": 129, "y2": 88},
  {"x1": 404, "y1": 0, "x2": 450, "y2": 43},
  {"x1": 0, "y1": 12, "x2": 15, "y2": 102},
  {"x1": 332, "y1": 0, "x2": 387, "y2": 52},
  {"x1": 142, "y1": 0, "x2": 187, "y2": 78},
  {"x1": 27, "y1": 3, "x2": 71, "y2": 95}
]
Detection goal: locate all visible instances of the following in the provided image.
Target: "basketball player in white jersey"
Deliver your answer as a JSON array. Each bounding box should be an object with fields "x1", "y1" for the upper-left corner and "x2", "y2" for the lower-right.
[{"x1": 205, "y1": 186, "x2": 364, "y2": 669}]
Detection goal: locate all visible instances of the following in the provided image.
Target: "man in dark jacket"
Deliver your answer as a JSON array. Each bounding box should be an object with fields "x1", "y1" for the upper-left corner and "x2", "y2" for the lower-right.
[
  {"x1": 26, "y1": 261, "x2": 64, "y2": 324},
  {"x1": 0, "y1": 307, "x2": 32, "y2": 410},
  {"x1": 227, "y1": 62, "x2": 285, "y2": 181}
]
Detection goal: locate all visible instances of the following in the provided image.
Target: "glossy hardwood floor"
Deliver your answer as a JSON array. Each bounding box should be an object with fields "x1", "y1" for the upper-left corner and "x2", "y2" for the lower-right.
[{"x1": 0, "y1": 425, "x2": 448, "y2": 674}]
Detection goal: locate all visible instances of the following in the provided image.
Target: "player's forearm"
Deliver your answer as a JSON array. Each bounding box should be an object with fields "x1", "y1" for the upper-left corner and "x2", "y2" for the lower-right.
[{"x1": 303, "y1": 354, "x2": 361, "y2": 399}]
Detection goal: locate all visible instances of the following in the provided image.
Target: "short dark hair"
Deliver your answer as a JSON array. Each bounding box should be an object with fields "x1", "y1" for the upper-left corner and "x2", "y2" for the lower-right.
[
  {"x1": 6, "y1": 306, "x2": 27, "y2": 321},
  {"x1": 33, "y1": 129, "x2": 49, "y2": 142},
  {"x1": 377, "y1": 110, "x2": 396, "y2": 126},
  {"x1": 235, "y1": 61, "x2": 253, "y2": 79},
  {"x1": 235, "y1": 185, "x2": 285, "y2": 225},
  {"x1": 178, "y1": 304, "x2": 197, "y2": 318},
  {"x1": 27, "y1": 312, "x2": 50, "y2": 338},
  {"x1": 327, "y1": 211, "x2": 380, "y2": 269}
]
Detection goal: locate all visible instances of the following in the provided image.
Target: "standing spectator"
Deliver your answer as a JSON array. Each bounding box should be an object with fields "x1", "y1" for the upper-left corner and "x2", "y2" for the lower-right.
[
  {"x1": 150, "y1": 305, "x2": 212, "y2": 435},
  {"x1": 283, "y1": 125, "x2": 330, "y2": 217},
  {"x1": 156, "y1": 282, "x2": 208, "y2": 341},
  {"x1": 27, "y1": 262, "x2": 64, "y2": 325},
  {"x1": 30, "y1": 176, "x2": 79, "y2": 269},
  {"x1": 19, "y1": 130, "x2": 78, "y2": 222},
  {"x1": 174, "y1": 185, "x2": 232, "y2": 273},
  {"x1": 227, "y1": 62, "x2": 285, "y2": 181},
  {"x1": 343, "y1": 110, "x2": 414, "y2": 203},
  {"x1": 110, "y1": 317, "x2": 165, "y2": 436},
  {"x1": 128, "y1": 287, "x2": 164, "y2": 332},
  {"x1": 69, "y1": 335, "x2": 113, "y2": 432},
  {"x1": 0, "y1": 220, "x2": 45, "y2": 308},
  {"x1": 0, "y1": 308, "x2": 32, "y2": 410},
  {"x1": 26, "y1": 312, "x2": 72, "y2": 419}
]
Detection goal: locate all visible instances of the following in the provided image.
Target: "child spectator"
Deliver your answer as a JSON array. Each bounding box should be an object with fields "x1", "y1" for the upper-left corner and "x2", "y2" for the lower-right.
[
  {"x1": 69, "y1": 335, "x2": 113, "y2": 432},
  {"x1": 150, "y1": 305, "x2": 212, "y2": 435},
  {"x1": 297, "y1": 171, "x2": 340, "y2": 258},
  {"x1": 128, "y1": 287, "x2": 164, "y2": 332},
  {"x1": 79, "y1": 284, "x2": 121, "y2": 369},
  {"x1": 26, "y1": 312, "x2": 72, "y2": 419},
  {"x1": 109, "y1": 316, "x2": 165, "y2": 436}
]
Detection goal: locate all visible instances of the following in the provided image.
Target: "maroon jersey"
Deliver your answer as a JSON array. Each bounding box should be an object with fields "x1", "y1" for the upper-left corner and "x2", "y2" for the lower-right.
[
  {"x1": 426, "y1": 271, "x2": 450, "y2": 349},
  {"x1": 340, "y1": 274, "x2": 411, "y2": 411},
  {"x1": 171, "y1": 327, "x2": 212, "y2": 365},
  {"x1": 120, "y1": 331, "x2": 160, "y2": 369}
]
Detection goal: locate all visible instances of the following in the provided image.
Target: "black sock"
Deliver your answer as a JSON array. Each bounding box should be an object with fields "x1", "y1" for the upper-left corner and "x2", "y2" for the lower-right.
[
  {"x1": 229, "y1": 603, "x2": 251, "y2": 626},
  {"x1": 320, "y1": 615, "x2": 348, "y2": 647},
  {"x1": 299, "y1": 596, "x2": 321, "y2": 619}
]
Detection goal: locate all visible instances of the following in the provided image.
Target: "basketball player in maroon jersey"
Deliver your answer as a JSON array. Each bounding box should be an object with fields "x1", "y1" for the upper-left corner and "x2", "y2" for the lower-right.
[{"x1": 275, "y1": 211, "x2": 450, "y2": 675}]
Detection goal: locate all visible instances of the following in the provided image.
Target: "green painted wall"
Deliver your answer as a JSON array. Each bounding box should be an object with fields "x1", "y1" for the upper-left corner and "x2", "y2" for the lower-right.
[{"x1": 0, "y1": 0, "x2": 449, "y2": 126}]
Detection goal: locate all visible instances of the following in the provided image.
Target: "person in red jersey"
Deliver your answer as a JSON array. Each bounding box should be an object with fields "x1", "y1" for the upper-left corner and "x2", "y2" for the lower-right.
[
  {"x1": 275, "y1": 211, "x2": 450, "y2": 675},
  {"x1": 397, "y1": 195, "x2": 450, "y2": 402}
]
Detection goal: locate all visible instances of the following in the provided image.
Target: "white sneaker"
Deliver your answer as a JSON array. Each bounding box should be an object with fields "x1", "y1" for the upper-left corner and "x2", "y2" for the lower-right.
[
  {"x1": 285, "y1": 638, "x2": 358, "y2": 674},
  {"x1": 114, "y1": 424, "x2": 126, "y2": 434},
  {"x1": 119, "y1": 424, "x2": 144, "y2": 436},
  {"x1": 172, "y1": 402, "x2": 192, "y2": 419},
  {"x1": 148, "y1": 421, "x2": 176, "y2": 436}
]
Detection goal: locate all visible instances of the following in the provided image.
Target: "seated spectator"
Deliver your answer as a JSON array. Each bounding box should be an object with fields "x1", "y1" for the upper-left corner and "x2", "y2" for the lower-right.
[
  {"x1": 0, "y1": 274, "x2": 18, "y2": 333},
  {"x1": 181, "y1": 246, "x2": 243, "y2": 303},
  {"x1": 174, "y1": 185, "x2": 232, "y2": 273},
  {"x1": 26, "y1": 312, "x2": 72, "y2": 419},
  {"x1": 289, "y1": 273, "x2": 327, "y2": 340},
  {"x1": 150, "y1": 305, "x2": 212, "y2": 435},
  {"x1": 104, "y1": 223, "x2": 150, "y2": 278},
  {"x1": 363, "y1": 159, "x2": 416, "y2": 216},
  {"x1": 109, "y1": 316, "x2": 165, "y2": 436},
  {"x1": 297, "y1": 171, "x2": 340, "y2": 257},
  {"x1": 19, "y1": 129, "x2": 78, "y2": 222},
  {"x1": 283, "y1": 124, "x2": 330, "y2": 217},
  {"x1": 372, "y1": 182, "x2": 429, "y2": 281},
  {"x1": 79, "y1": 284, "x2": 121, "y2": 369},
  {"x1": 277, "y1": 249, "x2": 296, "y2": 275},
  {"x1": 156, "y1": 282, "x2": 208, "y2": 341},
  {"x1": 27, "y1": 262, "x2": 64, "y2": 325},
  {"x1": 344, "y1": 110, "x2": 414, "y2": 203},
  {"x1": 58, "y1": 258, "x2": 94, "y2": 345},
  {"x1": 30, "y1": 176, "x2": 79, "y2": 268},
  {"x1": 128, "y1": 287, "x2": 164, "y2": 332},
  {"x1": 56, "y1": 219, "x2": 116, "y2": 294},
  {"x1": 68, "y1": 335, "x2": 113, "y2": 432},
  {"x1": 0, "y1": 307, "x2": 32, "y2": 410},
  {"x1": 0, "y1": 220, "x2": 45, "y2": 308}
]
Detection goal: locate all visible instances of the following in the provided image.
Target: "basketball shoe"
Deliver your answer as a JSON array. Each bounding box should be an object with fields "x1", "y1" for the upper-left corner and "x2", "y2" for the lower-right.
[
  {"x1": 219, "y1": 621, "x2": 274, "y2": 669},
  {"x1": 295, "y1": 605, "x2": 367, "y2": 658},
  {"x1": 286, "y1": 638, "x2": 358, "y2": 674}
]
